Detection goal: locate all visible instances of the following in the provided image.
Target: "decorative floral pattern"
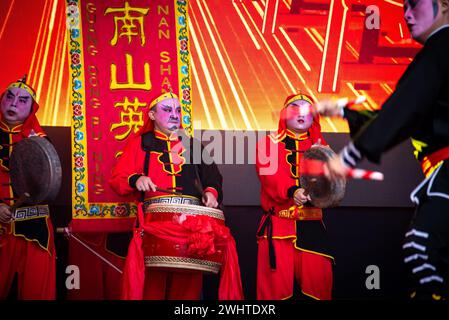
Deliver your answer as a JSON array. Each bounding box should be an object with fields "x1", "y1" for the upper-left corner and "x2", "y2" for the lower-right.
[
  {"x1": 74, "y1": 156, "x2": 84, "y2": 168},
  {"x1": 71, "y1": 53, "x2": 80, "y2": 65},
  {"x1": 73, "y1": 103, "x2": 82, "y2": 117},
  {"x1": 113, "y1": 205, "x2": 127, "y2": 217},
  {"x1": 89, "y1": 205, "x2": 100, "y2": 216},
  {"x1": 182, "y1": 88, "x2": 190, "y2": 101},
  {"x1": 68, "y1": 0, "x2": 191, "y2": 219},
  {"x1": 75, "y1": 130, "x2": 83, "y2": 141},
  {"x1": 74, "y1": 79, "x2": 82, "y2": 90},
  {"x1": 180, "y1": 39, "x2": 188, "y2": 52},
  {"x1": 76, "y1": 183, "x2": 85, "y2": 193},
  {"x1": 177, "y1": 0, "x2": 192, "y2": 136},
  {"x1": 68, "y1": 0, "x2": 88, "y2": 218}
]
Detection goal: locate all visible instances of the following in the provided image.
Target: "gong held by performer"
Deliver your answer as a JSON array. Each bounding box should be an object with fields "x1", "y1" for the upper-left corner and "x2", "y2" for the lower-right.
[
  {"x1": 109, "y1": 90, "x2": 243, "y2": 300},
  {"x1": 255, "y1": 92, "x2": 343, "y2": 301}
]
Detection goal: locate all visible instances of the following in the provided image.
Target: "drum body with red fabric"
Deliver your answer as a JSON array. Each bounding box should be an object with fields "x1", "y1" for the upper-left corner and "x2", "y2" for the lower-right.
[{"x1": 143, "y1": 202, "x2": 225, "y2": 274}]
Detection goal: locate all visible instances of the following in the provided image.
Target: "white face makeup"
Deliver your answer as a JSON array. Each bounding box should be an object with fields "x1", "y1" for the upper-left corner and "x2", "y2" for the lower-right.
[
  {"x1": 149, "y1": 97, "x2": 182, "y2": 135},
  {"x1": 0, "y1": 87, "x2": 33, "y2": 125},
  {"x1": 285, "y1": 100, "x2": 314, "y2": 134},
  {"x1": 404, "y1": 0, "x2": 440, "y2": 43}
]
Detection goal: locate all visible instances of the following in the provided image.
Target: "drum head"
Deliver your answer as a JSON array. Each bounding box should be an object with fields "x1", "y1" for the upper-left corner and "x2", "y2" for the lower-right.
[
  {"x1": 10, "y1": 136, "x2": 62, "y2": 205},
  {"x1": 300, "y1": 145, "x2": 346, "y2": 208}
]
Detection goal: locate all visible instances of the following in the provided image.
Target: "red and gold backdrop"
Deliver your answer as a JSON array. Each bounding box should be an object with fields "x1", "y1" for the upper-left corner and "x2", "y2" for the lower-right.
[
  {"x1": 66, "y1": 0, "x2": 191, "y2": 231},
  {"x1": 0, "y1": 0, "x2": 421, "y2": 230},
  {"x1": 0, "y1": 0, "x2": 420, "y2": 131}
]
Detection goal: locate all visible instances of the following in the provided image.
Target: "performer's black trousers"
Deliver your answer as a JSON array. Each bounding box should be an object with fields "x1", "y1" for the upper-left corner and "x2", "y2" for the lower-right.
[{"x1": 404, "y1": 161, "x2": 449, "y2": 300}]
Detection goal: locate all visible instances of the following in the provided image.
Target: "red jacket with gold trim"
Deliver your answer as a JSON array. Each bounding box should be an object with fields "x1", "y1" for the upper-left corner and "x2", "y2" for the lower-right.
[
  {"x1": 256, "y1": 112, "x2": 333, "y2": 259},
  {"x1": 109, "y1": 130, "x2": 223, "y2": 203},
  {"x1": 0, "y1": 98, "x2": 54, "y2": 253}
]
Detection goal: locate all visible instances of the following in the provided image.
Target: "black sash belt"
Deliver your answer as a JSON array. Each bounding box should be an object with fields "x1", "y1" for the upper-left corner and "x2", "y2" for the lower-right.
[{"x1": 257, "y1": 207, "x2": 276, "y2": 269}]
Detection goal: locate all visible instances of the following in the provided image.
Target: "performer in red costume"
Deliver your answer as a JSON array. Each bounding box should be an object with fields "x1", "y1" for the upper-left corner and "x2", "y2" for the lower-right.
[
  {"x1": 0, "y1": 76, "x2": 56, "y2": 299},
  {"x1": 255, "y1": 93, "x2": 334, "y2": 300},
  {"x1": 109, "y1": 91, "x2": 243, "y2": 300}
]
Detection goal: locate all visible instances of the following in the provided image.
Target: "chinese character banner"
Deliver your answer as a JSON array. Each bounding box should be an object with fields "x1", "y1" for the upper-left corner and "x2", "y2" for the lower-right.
[{"x1": 66, "y1": 0, "x2": 191, "y2": 231}]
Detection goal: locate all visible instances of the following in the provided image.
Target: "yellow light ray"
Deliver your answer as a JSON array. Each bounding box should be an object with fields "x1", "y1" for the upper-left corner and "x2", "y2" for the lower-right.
[
  {"x1": 279, "y1": 27, "x2": 311, "y2": 71},
  {"x1": 232, "y1": 1, "x2": 261, "y2": 50},
  {"x1": 346, "y1": 82, "x2": 375, "y2": 111},
  {"x1": 29, "y1": 0, "x2": 50, "y2": 90},
  {"x1": 272, "y1": 33, "x2": 306, "y2": 84},
  {"x1": 45, "y1": 7, "x2": 64, "y2": 124},
  {"x1": 190, "y1": 3, "x2": 236, "y2": 128},
  {"x1": 324, "y1": 116, "x2": 339, "y2": 133},
  {"x1": 360, "y1": 90, "x2": 379, "y2": 109},
  {"x1": 252, "y1": 1, "x2": 265, "y2": 18},
  {"x1": 231, "y1": 1, "x2": 293, "y2": 127},
  {"x1": 189, "y1": 18, "x2": 229, "y2": 129},
  {"x1": 304, "y1": 27, "x2": 324, "y2": 52},
  {"x1": 384, "y1": 0, "x2": 402, "y2": 7},
  {"x1": 345, "y1": 41, "x2": 359, "y2": 59},
  {"x1": 198, "y1": 0, "x2": 253, "y2": 129},
  {"x1": 384, "y1": 35, "x2": 395, "y2": 44},
  {"x1": 310, "y1": 27, "x2": 325, "y2": 45},
  {"x1": 36, "y1": 0, "x2": 58, "y2": 101},
  {"x1": 241, "y1": 2, "x2": 296, "y2": 93},
  {"x1": 261, "y1": 0, "x2": 269, "y2": 33},
  {"x1": 205, "y1": 1, "x2": 261, "y2": 129},
  {"x1": 318, "y1": 0, "x2": 349, "y2": 92},
  {"x1": 191, "y1": 56, "x2": 214, "y2": 129},
  {"x1": 0, "y1": 0, "x2": 15, "y2": 41},
  {"x1": 239, "y1": 47, "x2": 283, "y2": 123},
  {"x1": 381, "y1": 83, "x2": 393, "y2": 94},
  {"x1": 271, "y1": 0, "x2": 280, "y2": 34},
  {"x1": 53, "y1": 16, "x2": 67, "y2": 125},
  {"x1": 399, "y1": 22, "x2": 404, "y2": 39}
]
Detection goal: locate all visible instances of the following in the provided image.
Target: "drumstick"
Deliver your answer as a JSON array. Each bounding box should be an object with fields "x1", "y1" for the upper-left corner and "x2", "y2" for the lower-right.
[
  {"x1": 300, "y1": 158, "x2": 384, "y2": 181},
  {"x1": 155, "y1": 187, "x2": 182, "y2": 196},
  {"x1": 346, "y1": 168, "x2": 384, "y2": 181}
]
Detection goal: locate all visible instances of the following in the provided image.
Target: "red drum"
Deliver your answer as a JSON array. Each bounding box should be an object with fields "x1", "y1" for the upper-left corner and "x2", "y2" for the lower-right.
[{"x1": 143, "y1": 202, "x2": 225, "y2": 274}]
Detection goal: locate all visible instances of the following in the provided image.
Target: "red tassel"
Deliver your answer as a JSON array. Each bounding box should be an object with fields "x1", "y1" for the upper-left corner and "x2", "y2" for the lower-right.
[
  {"x1": 120, "y1": 203, "x2": 145, "y2": 300},
  {"x1": 218, "y1": 237, "x2": 244, "y2": 300}
]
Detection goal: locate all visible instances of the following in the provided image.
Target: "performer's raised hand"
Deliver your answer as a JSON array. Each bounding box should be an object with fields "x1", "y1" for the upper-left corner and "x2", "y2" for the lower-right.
[
  {"x1": 314, "y1": 99, "x2": 343, "y2": 117},
  {"x1": 136, "y1": 176, "x2": 157, "y2": 192},
  {"x1": 0, "y1": 203, "x2": 12, "y2": 223},
  {"x1": 293, "y1": 188, "x2": 311, "y2": 206},
  {"x1": 324, "y1": 154, "x2": 349, "y2": 181},
  {"x1": 202, "y1": 191, "x2": 218, "y2": 208},
  {"x1": 314, "y1": 96, "x2": 366, "y2": 117}
]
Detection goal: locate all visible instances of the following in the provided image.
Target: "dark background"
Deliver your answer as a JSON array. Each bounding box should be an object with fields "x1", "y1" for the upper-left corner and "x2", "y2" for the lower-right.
[{"x1": 42, "y1": 127, "x2": 421, "y2": 300}]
